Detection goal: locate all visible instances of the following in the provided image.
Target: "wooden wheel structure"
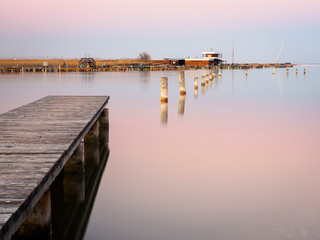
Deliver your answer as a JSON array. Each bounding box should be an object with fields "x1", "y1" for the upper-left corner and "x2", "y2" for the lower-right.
[{"x1": 79, "y1": 58, "x2": 97, "y2": 69}]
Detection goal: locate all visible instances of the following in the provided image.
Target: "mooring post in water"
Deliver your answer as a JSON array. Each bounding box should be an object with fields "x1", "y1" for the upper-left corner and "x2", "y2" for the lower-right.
[
  {"x1": 209, "y1": 74, "x2": 213, "y2": 81},
  {"x1": 304, "y1": 69, "x2": 306, "y2": 75},
  {"x1": 178, "y1": 94, "x2": 186, "y2": 115},
  {"x1": 286, "y1": 68, "x2": 289, "y2": 75},
  {"x1": 178, "y1": 71, "x2": 186, "y2": 95},
  {"x1": 201, "y1": 76, "x2": 205, "y2": 86},
  {"x1": 245, "y1": 70, "x2": 248, "y2": 76},
  {"x1": 160, "y1": 102, "x2": 168, "y2": 125},
  {"x1": 194, "y1": 77, "x2": 198, "y2": 89},
  {"x1": 219, "y1": 68, "x2": 221, "y2": 76},
  {"x1": 15, "y1": 190, "x2": 52, "y2": 239},
  {"x1": 64, "y1": 140, "x2": 85, "y2": 173},
  {"x1": 296, "y1": 68, "x2": 298, "y2": 74},
  {"x1": 205, "y1": 74, "x2": 209, "y2": 83},
  {"x1": 160, "y1": 77, "x2": 168, "y2": 102},
  {"x1": 273, "y1": 70, "x2": 275, "y2": 75}
]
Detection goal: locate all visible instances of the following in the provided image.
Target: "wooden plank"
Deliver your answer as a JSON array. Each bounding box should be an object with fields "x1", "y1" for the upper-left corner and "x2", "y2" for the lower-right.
[
  {"x1": 0, "y1": 215, "x2": 11, "y2": 226},
  {"x1": 0, "y1": 95, "x2": 109, "y2": 240}
]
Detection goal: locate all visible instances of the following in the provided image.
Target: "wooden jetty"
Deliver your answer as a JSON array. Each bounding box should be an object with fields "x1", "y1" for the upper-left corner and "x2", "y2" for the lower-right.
[{"x1": 0, "y1": 95, "x2": 109, "y2": 240}]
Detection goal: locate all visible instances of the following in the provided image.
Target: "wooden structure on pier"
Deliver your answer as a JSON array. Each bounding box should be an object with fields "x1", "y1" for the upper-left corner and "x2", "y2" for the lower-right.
[
  {"x1": 79, "y1": 58, "x2": 97, "y2": 69},
  {"x1": 0, "y1": 96, "x2": 109, "y2": 240}
]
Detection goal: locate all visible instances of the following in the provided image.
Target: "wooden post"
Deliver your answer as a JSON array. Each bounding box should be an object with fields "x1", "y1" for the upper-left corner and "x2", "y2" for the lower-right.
[
  {"x1": 304, "y1": 69, "x2": 306, "y2": 74},
  {"x1": 85, "y1": 120, "x2": 100, "y2": 167},
  {"x1": 58, "y1": 64, "x2": 61, "y2": 73},
  {"x1": 218, "y1": 68, "x2": 221, "y2": 76},
  {"x1": 160, "y1": 77, "x2": 168, "y2": 102},
  {"x1": 209, "y1": 74, "x2": 213, "y2": 81},
  {"x1": 201, "y1": 76, "x2": 205, "y2": 86},
  {"x1": 286, "y1": 68, "x2": 289, "y2": 75},
  {"x1": 15, "y1": 190, "x2": 52, "y2": 239},
  {"x1": 160, "y1": 102, "x2": 168, "y2": 125},
  {"x1": 178, "y1": 94, "x2": 186, "y2": 115},
  {"x1": 296, "y1": 68, "x2": 298, "y2": 74},
  {"x1": 205, "y1": 74, "x2": 209, "y2": 83},
  {"x1": 99, "y1": 108, "x2": 109, "y2": 152},
  {"x1": 178, "y1": 71, "x2": 186, "y2": 95},
  {"x1": 64, "y1": 140, "x2": 85, "y2": 173},
  {"x1": 194, "y1": 77, "x2": 198, "y2": 89}
]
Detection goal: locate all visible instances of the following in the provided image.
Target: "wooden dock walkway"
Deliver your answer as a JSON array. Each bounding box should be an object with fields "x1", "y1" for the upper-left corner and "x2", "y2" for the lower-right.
[{"x1": 0, "y1": 96, "x2": 109, "y2": 240}]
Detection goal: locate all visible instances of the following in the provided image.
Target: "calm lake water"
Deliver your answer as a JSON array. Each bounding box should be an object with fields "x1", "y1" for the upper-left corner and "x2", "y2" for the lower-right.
[{"x1": 1, "y1": 67, "x2": 320, "y2": 240}]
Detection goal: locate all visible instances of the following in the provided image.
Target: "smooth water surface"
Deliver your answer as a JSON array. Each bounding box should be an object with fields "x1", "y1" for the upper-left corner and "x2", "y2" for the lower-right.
[{"x1": 1, "y1": 67, "x2": 320, "y2": 240}]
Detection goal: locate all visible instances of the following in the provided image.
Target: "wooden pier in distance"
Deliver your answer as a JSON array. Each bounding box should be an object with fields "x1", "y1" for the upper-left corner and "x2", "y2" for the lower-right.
[{"x1": 0, "y1": 95, "x2": 110, "y2": 240}]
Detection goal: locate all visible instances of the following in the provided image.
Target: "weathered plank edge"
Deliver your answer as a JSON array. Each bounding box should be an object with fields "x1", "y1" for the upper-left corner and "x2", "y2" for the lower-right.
[{"x1": 0, "y1": 96, "x2": 110, "y2": 240}]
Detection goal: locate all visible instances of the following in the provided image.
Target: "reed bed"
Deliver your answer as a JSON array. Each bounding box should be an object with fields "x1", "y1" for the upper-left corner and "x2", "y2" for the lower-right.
[{"x1": 0, "y1": 59, "x2": 154, "y2": 67}]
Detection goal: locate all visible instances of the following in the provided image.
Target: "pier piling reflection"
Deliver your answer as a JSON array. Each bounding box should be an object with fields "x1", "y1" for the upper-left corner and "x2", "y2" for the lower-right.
[
  {"x1": 178, "y1": 94, "x2": 186, "y2": 115},
  {"x1": 160, "y1": 102, "x2": 168, "y2": 125}
]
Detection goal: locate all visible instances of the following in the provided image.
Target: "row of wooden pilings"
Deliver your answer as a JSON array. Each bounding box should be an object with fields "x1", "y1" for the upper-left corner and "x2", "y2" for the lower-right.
[
  {"x1": 160, "y1": 71, "x2": 221, "y2": 124},
  {"x1": 272, "y1": 68, "x2": 306, "y2": 76},
  {"x1": 160, "y1": 70, "x2": 221, "y2": 102},
  {"x1": 13, "y1": 109, "x2": 109, "y2": 240}
]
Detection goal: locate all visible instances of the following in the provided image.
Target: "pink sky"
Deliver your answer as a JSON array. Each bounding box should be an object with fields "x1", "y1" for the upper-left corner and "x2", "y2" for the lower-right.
[
  {"x1": 1, "y1": 0, "x2": 319, "y2": 62},
  {"x1": 1, "y1": 0, "x2": 319, "y2": 32}
]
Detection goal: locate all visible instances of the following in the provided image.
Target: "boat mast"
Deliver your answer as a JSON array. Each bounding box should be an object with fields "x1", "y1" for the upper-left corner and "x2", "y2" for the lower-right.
[
  {"x1": 232, "y1": 40, "x2": 234, "y2": 65},
  {"x1": 276, "y1": 41, "x2": 284, "y2": 64}
]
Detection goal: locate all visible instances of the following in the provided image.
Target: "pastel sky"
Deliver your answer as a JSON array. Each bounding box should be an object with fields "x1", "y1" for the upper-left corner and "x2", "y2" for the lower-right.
[{"x1": 1, "y1": 0, "x2": 320, "y2": 63}]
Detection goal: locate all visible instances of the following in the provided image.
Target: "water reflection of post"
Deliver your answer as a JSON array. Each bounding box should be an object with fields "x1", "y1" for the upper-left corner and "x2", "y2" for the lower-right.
[
  {"x1": 201, "y1": 85, "x2": 205, "y2": 95},
  {"x1": 178, "y1": 71, "x2": 186, "y2": 115},
  {"x1": 160, "y1": 77, "x2": 168, "y2": 125},
  {"x1": 205, "y1": 74, "x2": 209, "y2": 90},
  {"x1": 232, "y1": 69, "x2": 234, "y2": 94},
  {"x1": 160, "y1": 102, "x2": 168, "y2": 125},
  {"x1": 63, "y1": 140, "x2": 85, "y2": 202},
  {"x1": 201, "y1": 76, "x2": 205, "y2": 94},
  {"x1": 194, "y1": 77, "x2": 198, "y2": 99},
  {"x1": 178, "y1": 94, "x2": 186, "y2": 115}
]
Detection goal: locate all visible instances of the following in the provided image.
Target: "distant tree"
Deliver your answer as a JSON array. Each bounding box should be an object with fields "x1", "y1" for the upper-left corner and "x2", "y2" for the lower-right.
[{"x1": 138, "y1": 51, "x2": 151, "y2": 61}]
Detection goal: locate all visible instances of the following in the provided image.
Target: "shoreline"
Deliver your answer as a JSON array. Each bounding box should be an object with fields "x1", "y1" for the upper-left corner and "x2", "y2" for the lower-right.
[{"x1": 0, "y1": 59, "x2": 295, "y2": 73}]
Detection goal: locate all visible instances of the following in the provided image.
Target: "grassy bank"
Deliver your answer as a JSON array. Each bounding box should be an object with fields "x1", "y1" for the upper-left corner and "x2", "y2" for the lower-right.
[{"x1": 0, "y1": 58, "x2": 154, "y2": 67}]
